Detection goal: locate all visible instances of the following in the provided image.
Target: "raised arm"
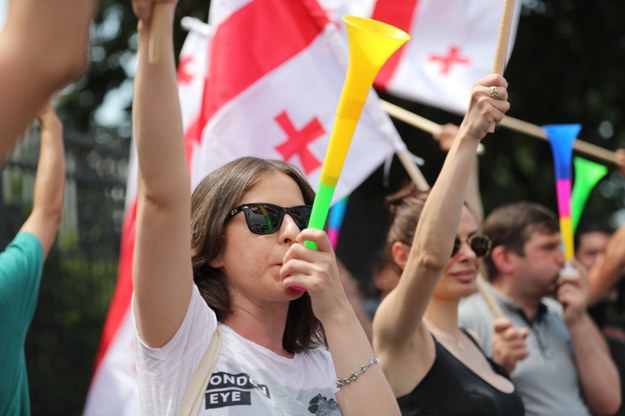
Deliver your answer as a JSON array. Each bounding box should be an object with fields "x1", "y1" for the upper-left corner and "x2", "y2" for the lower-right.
[
  {"x1": 20, "y1": 105, "x2": 65, "y2": 257},
  {"x1": 558, "y1": 259, "x2": 621, "y2": 415},
  {"x1": 373, "y1": 75, "x2": 509, "y2": 354},
  {"x1": 433, "y1": 123, "x2": 484, "y2": 226},
  {"x1": 0, "y1": 0, "x2": 94, "y2": 159},
  {"x1": 131, "y1": 0, "x2": 194, "y2": 348}
]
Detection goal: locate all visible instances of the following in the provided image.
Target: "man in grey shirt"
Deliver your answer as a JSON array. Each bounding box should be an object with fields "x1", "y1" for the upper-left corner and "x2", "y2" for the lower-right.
[{"x1": 459, "y1": 202, "x2": 620, "y2": 416}]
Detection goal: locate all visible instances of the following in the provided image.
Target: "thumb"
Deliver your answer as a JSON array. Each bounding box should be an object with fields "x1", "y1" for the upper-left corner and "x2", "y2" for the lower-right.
[
  {"x1": 518, "y1": 328, "x2": 529, "y2": 339},
  {"x1": 493, "y1": 316, "x2": 513, "y2": 333}
]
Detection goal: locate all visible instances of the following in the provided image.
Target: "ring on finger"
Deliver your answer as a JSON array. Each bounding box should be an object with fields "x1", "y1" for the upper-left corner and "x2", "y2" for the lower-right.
[{"x1": 490, "y1": 85, "x2": 499, "y2": 100}]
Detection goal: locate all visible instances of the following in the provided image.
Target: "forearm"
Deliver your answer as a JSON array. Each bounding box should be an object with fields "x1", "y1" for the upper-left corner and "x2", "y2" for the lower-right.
[
  {"x1": 411, "y1": 135, "x2": 478, "y2": 264},
  {"x1": 32, "y1": 115, "x2": 65, "y2": 222},
  {"x1": 325, "y1": 306, "x2": 400, "y2": 415},
  {"x1": 569, "y1": 314, "x2": 621, "y2": 414},
  {"x1": 464, "y1": 156, "x2": 483, "y2": 227},
  {"x1": 133, "y1": 4, "x2": 189, "y2": 202},
  {"x1": 6, "y1": 0, "x2": 92, "y2": 81},
  {"x1": 0, "y1": 0, "x2": 93, "y2": 152},
  {"x1": 20, "y1": 113, "x2": 65, "y2": 256}
]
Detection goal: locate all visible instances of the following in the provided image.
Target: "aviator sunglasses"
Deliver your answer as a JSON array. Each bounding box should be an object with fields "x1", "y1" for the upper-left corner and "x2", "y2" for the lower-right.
[
  {"x1": 228, "y1": 203, "x2": 312, "y2": 235},
  {"x1": 451, "y1": 235, "x2": 492, "y2": 258}
]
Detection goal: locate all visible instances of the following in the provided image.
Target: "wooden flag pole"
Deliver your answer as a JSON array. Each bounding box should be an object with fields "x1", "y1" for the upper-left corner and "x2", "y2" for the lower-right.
[
  {"x1": 380, "y1": 99, "x2": 618, "y2": 165},
  {"x1": 395, "y1": 148, "x2": 430, "y2": 191},
  {"x1": 476, "y1": 274, "x2": 504, "y2": 318},
  {"x1": 380, "y1": 100, "x2": 485, "y2": 154},
  {"x1": 487, "y1": 0, "x2": 517, "y2": 133},
  {"x1": 500, "y1": 116, "x2": 617, "y2": 164}
]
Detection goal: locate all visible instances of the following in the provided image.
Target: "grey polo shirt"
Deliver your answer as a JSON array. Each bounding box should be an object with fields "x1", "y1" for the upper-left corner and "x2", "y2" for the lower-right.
[{"x1": 459, "y1": 286, "x2": 591, "y2": 416}]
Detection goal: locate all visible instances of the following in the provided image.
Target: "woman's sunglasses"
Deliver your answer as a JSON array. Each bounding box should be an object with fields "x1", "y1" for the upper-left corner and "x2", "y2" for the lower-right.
[
  {"x1": 452, "y1": 235, "x2": 492, "y2": 258},
  {"x1": 228, "y1": 203, "x2": 312, "y2": 235}
]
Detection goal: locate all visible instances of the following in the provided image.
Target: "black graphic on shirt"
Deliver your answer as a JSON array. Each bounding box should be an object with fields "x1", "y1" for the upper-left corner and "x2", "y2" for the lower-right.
[
  {"x1": 308, "y1": 394, "x2": 340, "y2": 416},
  {"x1": 205, "y1": 371, "x2": 270, "y2": 409}
]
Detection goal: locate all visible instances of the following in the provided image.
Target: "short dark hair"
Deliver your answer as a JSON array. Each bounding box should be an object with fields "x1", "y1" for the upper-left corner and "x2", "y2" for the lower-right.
[
  {"x1": 190, "y1": 157, "x2": 323, "y2": 354},
  {"x1": 482, "y1": 202, "x2": 559, "y2": 280},
  {"x1": 574, "y1": 220, "x2": 614, "y2": 250}
]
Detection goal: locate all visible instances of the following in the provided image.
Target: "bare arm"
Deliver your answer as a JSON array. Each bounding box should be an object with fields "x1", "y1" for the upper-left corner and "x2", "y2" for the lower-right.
[
  {"x1": 373, "y1": 75, "x2": 509, "y2": 380},
  {"x1": 20, "y1": 105, "x2": 65, "y2": 257},
  {"x1": 282, "y1": 230, "x2": 400, "y2": 415},
  {"x1": 569, "y1": 314, "x2": 621, "y2": 414},
  {"x1": 131, "y1": 0, "x2": 194, "y2": 348},
  {"x1": 433, "y1": 123, "x2": 484, "y2": 226},
  {"x1": 0, "y1": 0, "x2": 94, "y2": 159},
  {"x1": 558, "y1": 261, "x2": 621, "y2": 415}
]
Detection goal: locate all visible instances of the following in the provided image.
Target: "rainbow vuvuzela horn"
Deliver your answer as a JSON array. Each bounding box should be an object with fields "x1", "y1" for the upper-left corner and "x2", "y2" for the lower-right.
[
  {"x1": 544, "y1": 124, "x2": 581, "y2": 261},
  {"x1": 304, "y1": 17, "x2": 409, "y2": 249}
]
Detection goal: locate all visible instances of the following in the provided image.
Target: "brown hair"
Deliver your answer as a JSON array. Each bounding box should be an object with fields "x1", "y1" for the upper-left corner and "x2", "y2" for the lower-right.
[
  {"x1": 382, "y1": 184, "x2": 429, "y2": 272},
  {"x1": 482, "y1": 202, "x2": 560, "y2": 281},
  {"x1": 190, "y1": 157, "x2": 323, "y2": 353}
]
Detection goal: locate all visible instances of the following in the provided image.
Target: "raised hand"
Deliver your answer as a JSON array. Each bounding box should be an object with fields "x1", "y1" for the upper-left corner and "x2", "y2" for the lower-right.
[
  {"x1": 280, "y1": 228, "x2": 350, "y2": 322},
  {"x1": 459, "y1": 74, "x2": 510, "y2": 142},
  {"x1": 492, "y1": 316, "x2": 529, "y2": 374},
  {"x1": 558, "y1": 259, "x2": 589, "y2": 326}
]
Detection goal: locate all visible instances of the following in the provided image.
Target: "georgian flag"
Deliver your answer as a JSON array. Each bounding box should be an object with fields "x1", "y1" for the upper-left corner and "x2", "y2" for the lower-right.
[
  {"x1": 320, "y1": 0, "x2": 522, "y2": 114},
  {"x1": 85, "y1": 0, "x2": 406, "y2": 413},
  {"x1": 188, "y1": 0, "x2": 403, "y2": 197}
]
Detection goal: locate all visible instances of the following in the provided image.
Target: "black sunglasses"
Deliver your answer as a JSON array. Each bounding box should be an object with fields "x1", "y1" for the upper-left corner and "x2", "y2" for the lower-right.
[
  {"x1": 228, "y1": 203, "x2": 312, "y2": 235},
  {"x1": 452, "y1": 235, "x2": 492, "y2": 258}
]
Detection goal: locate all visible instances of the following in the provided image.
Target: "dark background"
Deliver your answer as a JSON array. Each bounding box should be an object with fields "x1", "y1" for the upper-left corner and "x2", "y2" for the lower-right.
[{"x1": 2, "y1": 1, "x2": 625, "y2": 414}]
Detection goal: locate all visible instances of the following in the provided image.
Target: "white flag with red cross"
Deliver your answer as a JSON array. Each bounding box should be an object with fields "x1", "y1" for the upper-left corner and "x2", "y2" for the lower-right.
[
  {"x1": 187, "y1": 0, "x2": 403, "y2": 196},
  {"x1": 320, "y1": 0, "x2": 522, "y2": 114}
]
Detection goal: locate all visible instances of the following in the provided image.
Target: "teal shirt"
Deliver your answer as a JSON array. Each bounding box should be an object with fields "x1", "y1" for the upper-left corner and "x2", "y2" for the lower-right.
[{"x1": 0, "y1": 232, "x2": 44, "y2": 416}]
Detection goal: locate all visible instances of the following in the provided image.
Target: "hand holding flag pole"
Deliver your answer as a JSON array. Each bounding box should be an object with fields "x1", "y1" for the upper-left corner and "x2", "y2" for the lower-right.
[{"x1": 304, "y1": 17, "x2": 409, "y2": 248}]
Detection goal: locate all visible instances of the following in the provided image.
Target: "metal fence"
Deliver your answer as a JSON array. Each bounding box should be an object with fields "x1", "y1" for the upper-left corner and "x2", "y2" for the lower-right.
[{"x1": 1, "y1": 126, "x2": 130, "y2": 414}]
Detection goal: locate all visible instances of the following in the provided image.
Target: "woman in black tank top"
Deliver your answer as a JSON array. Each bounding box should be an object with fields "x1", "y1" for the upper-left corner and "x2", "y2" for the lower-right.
[
  {"x1": 397, "y1": 332, "x2": 523, "y2": 415},
  {"x1": 372, "y1": 74, "x2": 524, "y2": 415}
]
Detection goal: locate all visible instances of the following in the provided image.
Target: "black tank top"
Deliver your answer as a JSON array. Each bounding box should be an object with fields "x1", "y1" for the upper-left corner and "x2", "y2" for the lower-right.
[{"x1": 397, "y1": 332, "x2": 525, "y2": 416}]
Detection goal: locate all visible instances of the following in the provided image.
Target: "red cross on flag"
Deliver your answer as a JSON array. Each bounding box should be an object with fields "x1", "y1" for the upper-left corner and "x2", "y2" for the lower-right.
[
  {"x1": 84, "y1": 1, "x2": 406, "y2": 413},
  {"x1": 320, "y1": 0, "x2": 522, "y2": 114},
  {"x1": 187, "y1": 0, "x2": 403, "y2": 196}
]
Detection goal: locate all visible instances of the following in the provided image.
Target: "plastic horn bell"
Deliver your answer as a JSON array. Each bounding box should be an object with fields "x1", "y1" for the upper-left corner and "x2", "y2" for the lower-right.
[
  {"x1": 305, "y1": 16, "x2": 409, "y2": 249},
  {"x1": 544, "y1": 124, "x2": 582, "y2": 261},
  {"x1": 571, "y1": 157, "x2": 608, "y2": 232}
]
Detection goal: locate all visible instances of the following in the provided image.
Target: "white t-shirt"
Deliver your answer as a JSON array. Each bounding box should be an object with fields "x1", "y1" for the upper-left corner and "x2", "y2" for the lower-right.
[{"x1": 135, "y1": 286, "x2": 341, "y2": 415}]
